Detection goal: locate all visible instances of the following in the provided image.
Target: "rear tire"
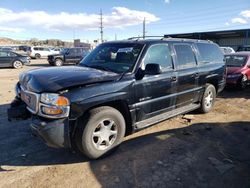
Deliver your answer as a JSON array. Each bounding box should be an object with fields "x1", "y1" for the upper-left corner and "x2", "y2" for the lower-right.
[
  {"x1": 199, "y1": 84, "x2": 216, "y2": 113},
  {"x1": 35, "y1": 53, "x2": 41, "y2": 59},
  {"x1": 75, "y1": 106, "x2": 126, "y2": 159},
  {"x1": 54, "y1": 58, "x2": 63, "y2": 66},
  {"x1": 12, "y1": 61, "x2": 23, "y2": 69}
]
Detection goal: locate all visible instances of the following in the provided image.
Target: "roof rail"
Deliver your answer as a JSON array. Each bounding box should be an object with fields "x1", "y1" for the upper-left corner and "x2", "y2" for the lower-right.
[{"x1": 127, "y1": 36, "x2": 164, "y2": 40}]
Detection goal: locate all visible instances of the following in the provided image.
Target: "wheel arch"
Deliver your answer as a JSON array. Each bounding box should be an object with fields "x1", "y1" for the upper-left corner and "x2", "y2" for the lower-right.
[
  {"x1": 206, "y1": 77, "x2": 219, "y2": 94},
  {"x1": 72, "y1": 99, "x2": 133, "y2": 137}
]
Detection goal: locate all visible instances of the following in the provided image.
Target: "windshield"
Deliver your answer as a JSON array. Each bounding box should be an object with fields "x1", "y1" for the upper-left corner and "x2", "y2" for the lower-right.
[
  {"x1": 79, "y1": 43, "x2": 144, "y2": 73},
  {"x1": 225, "y1": 55, "x2": 247, "y2": 67}
]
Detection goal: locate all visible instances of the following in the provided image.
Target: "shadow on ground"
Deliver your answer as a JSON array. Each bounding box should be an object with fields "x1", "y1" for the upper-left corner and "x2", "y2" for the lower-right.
[
  {"x1": 218, "y1": 86, "x2": 250, "y2": 99},
  {"x1": 0, "y1": 99, "x2": 250, "y2": 187}
]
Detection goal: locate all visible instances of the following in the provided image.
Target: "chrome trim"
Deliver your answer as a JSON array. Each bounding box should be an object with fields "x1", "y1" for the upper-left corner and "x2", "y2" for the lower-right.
[{"x1": 20, "y1": 86, "x2": 40, "y2": 114}]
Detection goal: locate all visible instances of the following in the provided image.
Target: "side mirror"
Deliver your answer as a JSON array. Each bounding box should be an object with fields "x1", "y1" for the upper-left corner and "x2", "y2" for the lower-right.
[
  {"x1": 145, "y1": 63, "x2": 162, "y2": 75},
  {"x1": 135, "y1": 67, "x2": 145, "y2": 80}
]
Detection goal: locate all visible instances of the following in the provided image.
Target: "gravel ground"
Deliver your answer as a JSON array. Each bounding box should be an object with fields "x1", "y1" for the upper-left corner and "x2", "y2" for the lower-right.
[{"x1": 0, "y1": 59, "x2": 250, "y2": 188}]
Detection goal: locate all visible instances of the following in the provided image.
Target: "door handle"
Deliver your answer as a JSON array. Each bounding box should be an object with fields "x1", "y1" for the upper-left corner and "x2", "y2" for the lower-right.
[{"x1": 171, "y1": 76, "x2": 177, "y2": 82}]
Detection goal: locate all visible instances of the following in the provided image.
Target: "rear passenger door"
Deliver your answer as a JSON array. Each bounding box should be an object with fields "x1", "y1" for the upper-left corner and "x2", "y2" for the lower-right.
[
  {"x1": 0, "y1": 51, "x2": 11, "y2": 67},
  {"x1": 134, "y1": 43, "x2": 177, "y2": 121},
  {"x1": 173, "y1": 43, "x2": 200, "y2": 107},
  {"x1": 75, "y1": 48, "x2": 84, "y2": 64},
  {"x1": 66, "y1": 48, "x2": 77, "y2": 63}
]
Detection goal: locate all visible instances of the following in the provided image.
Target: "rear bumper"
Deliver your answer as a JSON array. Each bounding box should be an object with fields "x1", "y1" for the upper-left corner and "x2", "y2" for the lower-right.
[{"x1": 30, "y1": 116, "x2": 71, "y2": 148}]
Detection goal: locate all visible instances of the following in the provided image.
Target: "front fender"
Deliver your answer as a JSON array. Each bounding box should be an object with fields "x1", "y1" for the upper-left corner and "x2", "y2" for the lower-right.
[{"x1": 69, "y1": 92, "x2": 129, "y2": 120}]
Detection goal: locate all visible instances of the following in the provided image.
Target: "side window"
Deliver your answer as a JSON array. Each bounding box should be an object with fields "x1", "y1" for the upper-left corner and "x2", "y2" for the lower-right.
[
  {"x1": 76, "y1": 48, "x2": 82, "y2": 55},
  {"x1": 8, "y1": 52, "x2": 17, "y2": 57},
  {"x1": 70, "y1": 48, "x2": 77, "y2": 55},
  {"x1": 34, "y1": 47, "x2": 38, "y2": 51},
  {"x1": 197, "y1": 43, "x2": 223, "y2": 63},
  {"x1": 0, "y1": 51, "x2": 7, "y2": 57},
  {"x1": 68, "y1": 49, "x2": 74, "y2": 55},
  {"x1": 174, "y1": 44, "x2": 196, "y2": 68},
  {"x1": 44, "y1": 48, "x2": 50, "y2": 51},
  {"x1": 143, "y1": 44, "x2": 173, "y2": 71}
]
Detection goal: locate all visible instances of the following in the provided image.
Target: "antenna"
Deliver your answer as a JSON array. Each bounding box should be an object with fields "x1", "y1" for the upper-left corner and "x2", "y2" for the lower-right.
[{"x1": 100, "y1": 9, "x2": 104, "y2": 43}]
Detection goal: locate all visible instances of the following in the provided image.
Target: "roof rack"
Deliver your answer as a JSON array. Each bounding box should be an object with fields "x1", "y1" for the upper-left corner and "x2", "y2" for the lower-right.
[{"x1": 127, "y1": 36, "x2": 165, "y2": 41}]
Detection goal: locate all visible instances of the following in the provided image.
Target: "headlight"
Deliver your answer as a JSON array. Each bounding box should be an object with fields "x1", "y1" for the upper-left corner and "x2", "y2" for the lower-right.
[
  {"x1": 40, "y1": 93, "x2": 70, "y2": 106},
  {"x1": 39, "y1": 93, "x2": 70, "y2": 118},
  {"x1": 227, "y1": 74, "x2": 241, "y2": 78}
]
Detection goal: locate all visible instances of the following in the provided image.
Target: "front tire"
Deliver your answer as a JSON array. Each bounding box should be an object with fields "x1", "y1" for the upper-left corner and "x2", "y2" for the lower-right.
[
  {"x1": 12, "y1": 60, "x2": 23, "y2": 69},
  {"x1": 199, "y1": 84, "x2": 216, "y2": 113},
  {"x1": 75, "y1": 106, "x2": 126, "y2": 159}
]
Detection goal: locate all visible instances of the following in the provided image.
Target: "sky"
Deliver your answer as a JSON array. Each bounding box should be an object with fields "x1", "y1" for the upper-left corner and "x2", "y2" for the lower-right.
[{"x1": 0, "y1": 0, "x2": 249, "y2": 42}]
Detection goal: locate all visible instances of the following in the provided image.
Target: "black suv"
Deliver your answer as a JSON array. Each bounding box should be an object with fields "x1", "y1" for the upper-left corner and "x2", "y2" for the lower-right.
[
  {"x1": 47, "y1": 47, "x2": 90, "y2": 66},
  {"x1": 8, "y1": 37, "x2": 226, "y2": 159}
]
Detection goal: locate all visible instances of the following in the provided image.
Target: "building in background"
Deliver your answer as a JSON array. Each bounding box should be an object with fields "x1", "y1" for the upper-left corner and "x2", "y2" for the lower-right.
[
  {"x1": 165, "y1": 29, "x2": 250, "y2": 51},
  {"x1": 74, "y1": 39, "x2": 92, "y2": 49}
]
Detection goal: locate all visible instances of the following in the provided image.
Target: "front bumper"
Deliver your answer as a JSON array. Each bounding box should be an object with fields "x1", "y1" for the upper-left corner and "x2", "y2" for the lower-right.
[
  {"x1": 30, "y1": 115, "x2": 71, "y2": 148},
  {"x1": 226, "y1": 78, "x2": 238, "y2": 85}
]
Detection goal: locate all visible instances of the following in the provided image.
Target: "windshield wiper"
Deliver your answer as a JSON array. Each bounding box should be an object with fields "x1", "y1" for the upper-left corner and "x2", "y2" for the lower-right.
[{"x1": 87, "y1": 65, "x2": 115, "y2": 73}]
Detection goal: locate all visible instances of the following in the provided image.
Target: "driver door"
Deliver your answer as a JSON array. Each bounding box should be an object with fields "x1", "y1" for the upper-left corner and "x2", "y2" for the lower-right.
[{"x1": 134, "y1": 43, "x2": 177, "y2": 122}]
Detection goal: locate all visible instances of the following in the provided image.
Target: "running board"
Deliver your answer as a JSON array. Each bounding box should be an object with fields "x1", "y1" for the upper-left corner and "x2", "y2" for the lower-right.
[{"x1": 135, "y1": 103, "x2": 200, "y2": 129}]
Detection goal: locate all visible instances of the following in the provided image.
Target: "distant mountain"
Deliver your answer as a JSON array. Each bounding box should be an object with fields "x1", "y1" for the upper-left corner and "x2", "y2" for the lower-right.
[{"x1": 0, "y1": 37, "x2": 73, "y2": 47}]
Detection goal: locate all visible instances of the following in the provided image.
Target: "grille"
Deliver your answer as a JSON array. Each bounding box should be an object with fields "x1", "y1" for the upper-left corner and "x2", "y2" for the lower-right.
[{"x1": 20, "y1": 88, "x2": 39, "y2": 114}]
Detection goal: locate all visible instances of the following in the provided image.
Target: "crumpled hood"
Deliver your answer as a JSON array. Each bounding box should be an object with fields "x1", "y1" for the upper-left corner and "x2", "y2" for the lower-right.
[
  {"x1": 19, "y1": 66, "x2": 119, "y2": 93},
  {"x1": 226, "y1": 66, "x2": 245, "y2": 75}
]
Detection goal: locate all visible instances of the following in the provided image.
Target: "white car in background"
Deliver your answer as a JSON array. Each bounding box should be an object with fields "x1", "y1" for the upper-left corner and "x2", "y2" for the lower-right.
[
  {"x1": 29, "y1": 46, "x2": 59, "y2": 59},
  {"x1": 220, "y1": 47, "x2": 235, "y2": 54}
]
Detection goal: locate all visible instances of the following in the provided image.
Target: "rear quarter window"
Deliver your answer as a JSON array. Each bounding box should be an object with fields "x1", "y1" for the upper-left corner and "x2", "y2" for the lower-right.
[{"x1": 197, "y1": 43, "x2": 223, "y2": 63}]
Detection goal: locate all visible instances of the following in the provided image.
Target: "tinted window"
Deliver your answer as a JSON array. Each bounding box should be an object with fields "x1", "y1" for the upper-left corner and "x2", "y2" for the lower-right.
[
  {"x1": 8, "y1": 52, "x2": 17, "y2": 57},
  {"x1": 174, "y1": 44, "x2": 196, "y2": 68},
  {"x1": 237, "y1": 46, "x2": 250, "y2": 51},
  {"x1": 0, "y1": 51, "x2": 8, "y2": 57},
  {"x1": 143, "y1": 44, "x2": 173, "y2": 70},
  {"x1": 68, "y1": 48, "x2": 77, "y2": 55},
  {"x1": 225, "y1": 55, "x2": 247, "y2": 67},
  {"x1": 76, "y1": 48, "x2": 82, "y2": 54},
  {"x1": 34, "y1": 47, "x2": 38, "y2": 51},
  {"x1": 197, "y1": 43, "x2": 223, "y2": 63}
]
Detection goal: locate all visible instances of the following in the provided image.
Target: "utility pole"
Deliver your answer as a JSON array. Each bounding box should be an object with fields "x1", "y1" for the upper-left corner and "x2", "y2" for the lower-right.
[
  {"x1": 100, "y1": 9, "x2": 104, "y2": 43},
  {"x1": 143, "y1": 17, "x2": 146, "y2": 39}
]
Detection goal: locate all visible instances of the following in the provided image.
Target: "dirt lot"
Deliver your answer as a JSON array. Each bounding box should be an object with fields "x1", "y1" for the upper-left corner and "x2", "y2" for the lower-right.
[{"x1": 0, "y1": 60, "x2": 250, "y2": 188}]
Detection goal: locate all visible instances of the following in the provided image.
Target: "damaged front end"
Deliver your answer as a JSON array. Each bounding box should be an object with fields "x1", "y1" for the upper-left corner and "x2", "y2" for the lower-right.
[
  {"x1": 7, "y1": 82, "x2": 72, "y2": 149},
  {"x1": 8, "y1": 96, "x2": 31, "y2": 121}
]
